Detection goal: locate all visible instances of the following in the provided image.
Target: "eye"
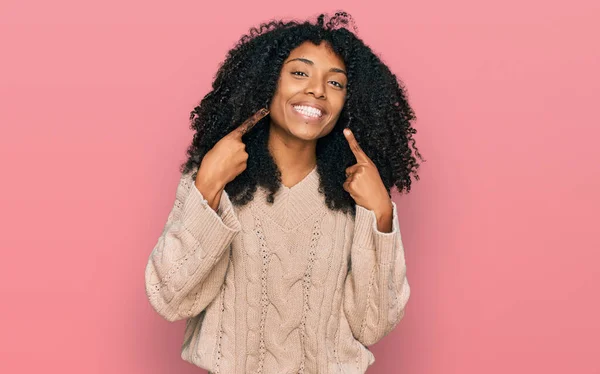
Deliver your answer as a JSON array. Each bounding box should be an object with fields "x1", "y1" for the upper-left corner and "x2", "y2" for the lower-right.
[
  {"x1": 291, "y1": 71, "x2": 346, "y2": 89},
  {"x1": 329, "y1": 81, "x2": 345, "y2": 89}
]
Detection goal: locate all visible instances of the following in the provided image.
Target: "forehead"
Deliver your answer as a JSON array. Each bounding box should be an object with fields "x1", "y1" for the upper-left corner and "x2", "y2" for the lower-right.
[{"x1": 285, "y1": 41, "x2": 346, "y2": 69}]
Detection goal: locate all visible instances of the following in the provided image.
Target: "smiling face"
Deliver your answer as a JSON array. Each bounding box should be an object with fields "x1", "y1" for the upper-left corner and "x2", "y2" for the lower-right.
[{"x1": 268, "y1": 41, "x2": 348, "y2": 142}]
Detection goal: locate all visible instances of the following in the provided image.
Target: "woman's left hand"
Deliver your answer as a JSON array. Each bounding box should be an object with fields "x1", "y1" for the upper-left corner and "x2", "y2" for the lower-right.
[{"x1": 343, "y1": 128, "x2": 393, "y2": 222}]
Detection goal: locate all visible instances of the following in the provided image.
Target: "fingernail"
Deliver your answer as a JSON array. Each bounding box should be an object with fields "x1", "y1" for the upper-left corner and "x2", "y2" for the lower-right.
[{"x1": 344, "y1": 128, "x2": 350, "y2": 135}]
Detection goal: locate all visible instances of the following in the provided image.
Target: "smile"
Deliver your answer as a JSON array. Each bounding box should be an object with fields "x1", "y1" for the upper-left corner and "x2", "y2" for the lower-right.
[{"x1": 292, "y1": 105, "x2": 323, "y2": 119}]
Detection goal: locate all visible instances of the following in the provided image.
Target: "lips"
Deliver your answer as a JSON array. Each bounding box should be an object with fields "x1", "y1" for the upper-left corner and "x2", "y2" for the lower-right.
[
  {"x1": 291, "y1": 105, "x2": 324, "y2": 122},
  {"x1": 290, "y1": 101, "x2": 328, "y2": 125},
  {"x1": 292, "y1": 101, "x2": 327, "y2": 115}
]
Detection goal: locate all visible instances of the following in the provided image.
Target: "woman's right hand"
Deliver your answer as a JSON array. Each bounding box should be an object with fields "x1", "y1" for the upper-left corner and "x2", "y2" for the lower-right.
[{"x1": 194, "y1": 108, "x2": 270, "y2": 204}]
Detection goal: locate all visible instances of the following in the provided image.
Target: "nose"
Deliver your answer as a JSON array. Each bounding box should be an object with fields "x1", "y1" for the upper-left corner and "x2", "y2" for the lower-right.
[{"x1": 305, "y1": 75, "x2": 326, "y2": 99}]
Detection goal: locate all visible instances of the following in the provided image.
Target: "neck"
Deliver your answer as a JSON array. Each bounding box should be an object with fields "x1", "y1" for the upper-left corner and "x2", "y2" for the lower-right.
[{"x1": 268, "y1": 123, "x2": 317, "y2": 183}]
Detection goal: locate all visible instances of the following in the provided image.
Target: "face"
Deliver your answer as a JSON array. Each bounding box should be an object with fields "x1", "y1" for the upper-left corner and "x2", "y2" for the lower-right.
[{"x1": 268, "y1": 41, "x2": 347, "y2": 142}]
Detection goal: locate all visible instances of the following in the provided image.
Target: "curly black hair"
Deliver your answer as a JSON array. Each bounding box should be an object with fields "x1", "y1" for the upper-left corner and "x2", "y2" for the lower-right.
[{"x1": 180, "y1": 11, "x2": 424, "y2": 215}]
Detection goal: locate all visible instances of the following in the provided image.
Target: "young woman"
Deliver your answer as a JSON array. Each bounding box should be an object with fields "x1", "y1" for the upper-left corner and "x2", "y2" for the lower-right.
[{"x1": 145, "y1": 11, "x2": 423, "y2": 374}]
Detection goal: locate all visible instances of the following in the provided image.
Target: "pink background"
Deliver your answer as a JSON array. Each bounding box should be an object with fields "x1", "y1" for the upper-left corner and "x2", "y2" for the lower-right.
[{"x1": 1, "y1": 0, "x2": 599, "y2": 373}]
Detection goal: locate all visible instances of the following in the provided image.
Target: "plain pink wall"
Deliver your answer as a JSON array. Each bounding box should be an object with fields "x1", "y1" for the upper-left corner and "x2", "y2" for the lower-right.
[{"x1": 1, "y1": 0, "x2": 598, "y2": 373}]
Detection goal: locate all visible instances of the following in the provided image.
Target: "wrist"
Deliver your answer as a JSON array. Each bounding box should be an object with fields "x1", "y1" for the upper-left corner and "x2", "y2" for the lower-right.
[
  {"x1": 373, "y1": 198, "x2": 393, "y2": 218},
  {"x1": 195, "y1": 173, "x2": 224, "y2": 211},
  {"x1": 373, "y1": 200, "x2": 393, "y2": 233},
  {"x1": 195, "y1": 168, "x2": 224, "y2": 194},
  {"x1": 195, "y1": 178, "x2": 222, "y2": 196}
]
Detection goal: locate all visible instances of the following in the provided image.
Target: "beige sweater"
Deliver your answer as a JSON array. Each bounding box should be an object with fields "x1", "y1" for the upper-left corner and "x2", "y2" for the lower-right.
[{"x1": 144, "y1": 166, "x2": 410, "y2": 374}]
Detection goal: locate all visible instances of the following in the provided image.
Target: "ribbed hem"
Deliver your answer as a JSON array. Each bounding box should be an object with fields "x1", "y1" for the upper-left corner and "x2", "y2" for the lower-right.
[
  {"x1": 353, "y1": 201, "x2": 400, "y2": 265},
  {"x1": 181, "y1": 183, "x2": 242, "y2": 258}
]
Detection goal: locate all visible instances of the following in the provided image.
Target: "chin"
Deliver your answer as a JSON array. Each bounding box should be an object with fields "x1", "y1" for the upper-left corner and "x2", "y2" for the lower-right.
[{"x1": 287, "y1": 124, "x2": 327, "y2": 140}]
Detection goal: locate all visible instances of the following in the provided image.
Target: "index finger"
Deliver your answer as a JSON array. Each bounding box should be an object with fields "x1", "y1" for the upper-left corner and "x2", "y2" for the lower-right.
[
  {"x1": 232, "y1": 108, "x2": 270, "y2": 138},
  {"x1": 343, "y1": 128, "x2": 369, "y2": 162}
]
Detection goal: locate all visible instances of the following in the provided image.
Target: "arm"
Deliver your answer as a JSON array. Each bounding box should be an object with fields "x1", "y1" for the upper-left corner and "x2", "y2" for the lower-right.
[
  {"x1": 343, "y1": 201, "x2": 411, "y2": 346},
  {"x1": 144, "y1": 171, "x2": 241, "y2": 322}
]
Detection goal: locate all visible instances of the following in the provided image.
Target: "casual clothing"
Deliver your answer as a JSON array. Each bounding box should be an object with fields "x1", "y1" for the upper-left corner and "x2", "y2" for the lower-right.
[{"x1": 144, "y1": 166, "x2": 410, "y2": 373}]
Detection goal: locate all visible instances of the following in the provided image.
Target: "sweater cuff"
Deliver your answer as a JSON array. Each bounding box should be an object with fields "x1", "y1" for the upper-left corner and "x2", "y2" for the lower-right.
[
  {"x1": 354, "y1": 201, "x2": 401, "y2": 265},
  {"x1": 181, "y1": 183, "x2": 242, "y2": 257}
]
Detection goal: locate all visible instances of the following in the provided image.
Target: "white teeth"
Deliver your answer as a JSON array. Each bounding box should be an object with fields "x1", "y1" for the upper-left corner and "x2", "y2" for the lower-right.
[{"x1": 293, "y1": 105, "x2": 322, "y2": 118}]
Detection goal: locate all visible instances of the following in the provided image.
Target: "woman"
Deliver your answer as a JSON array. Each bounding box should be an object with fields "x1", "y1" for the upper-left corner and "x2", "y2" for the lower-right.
[{"x1": 145, "y1": 11, "x2": 423, "y2": 374}]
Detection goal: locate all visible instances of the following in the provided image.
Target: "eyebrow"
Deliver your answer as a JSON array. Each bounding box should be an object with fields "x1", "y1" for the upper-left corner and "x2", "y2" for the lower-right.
[{"x1": 285, "y1": 57, "x2": 347, "y2": 76}]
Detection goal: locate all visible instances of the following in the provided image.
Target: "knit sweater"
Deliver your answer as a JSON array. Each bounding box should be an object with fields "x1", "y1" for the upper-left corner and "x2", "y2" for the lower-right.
[{"x1": 144, "y1": 166, "x2": 410, "y2": 374}]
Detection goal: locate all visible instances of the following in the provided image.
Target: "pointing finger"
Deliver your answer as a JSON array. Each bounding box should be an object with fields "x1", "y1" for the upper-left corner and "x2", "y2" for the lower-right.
[
  {"x1": 232, "y1": 108, "x2": 270, "y2": 138},
  {"x1": 343, "y1": 128, "x2": 369, "y2": 162}
]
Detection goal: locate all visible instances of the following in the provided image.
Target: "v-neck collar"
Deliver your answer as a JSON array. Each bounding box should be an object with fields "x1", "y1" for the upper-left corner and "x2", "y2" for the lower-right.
[
  {"x1": 254, "y1": 165, "x2": 325, "y2": 230},
  {"x1": 280, "y1": 165, "x2": 318, "y2": 191}
]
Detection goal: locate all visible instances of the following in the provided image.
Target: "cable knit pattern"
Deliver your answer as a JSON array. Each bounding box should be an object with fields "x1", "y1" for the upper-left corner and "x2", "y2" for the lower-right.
[{"x1": 144, "y1": 166, "x2": 410, "y2": 373}]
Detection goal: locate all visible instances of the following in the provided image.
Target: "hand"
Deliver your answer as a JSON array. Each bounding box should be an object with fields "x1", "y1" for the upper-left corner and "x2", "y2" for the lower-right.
[
  {"x1": 343, "y1": 128, "x2": 393, "y2": 230},
  {"x1": 195, "y1": 108, "x2": 269, "y2": 199}
]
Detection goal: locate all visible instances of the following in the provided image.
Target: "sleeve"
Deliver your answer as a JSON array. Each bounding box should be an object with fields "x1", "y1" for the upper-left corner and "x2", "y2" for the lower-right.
[
  {"x1": 144, "y1": 170, "x2": 242, "y2": 322},
  {"x1": 342, "y1": 201, "x2": 411, "y2": 346}
]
